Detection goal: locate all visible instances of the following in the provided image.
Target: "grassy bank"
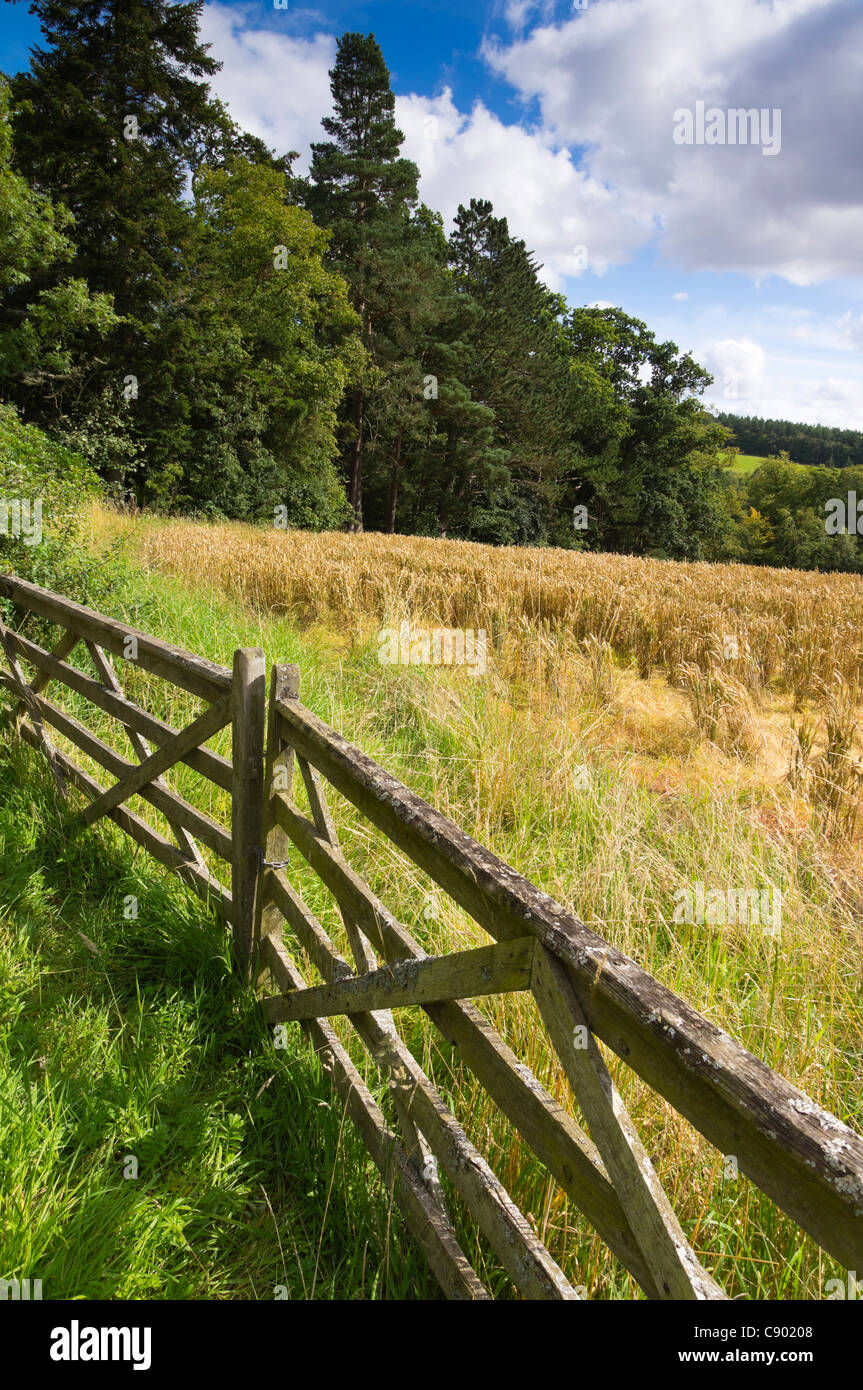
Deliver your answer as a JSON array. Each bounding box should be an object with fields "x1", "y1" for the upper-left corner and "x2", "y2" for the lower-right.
[
  {"x1": 2, "y1": 523, "x2": 861, "y2": 1298},
  {"x1": 0, "y1": 563, "x2": 436, "y2": 1301}
]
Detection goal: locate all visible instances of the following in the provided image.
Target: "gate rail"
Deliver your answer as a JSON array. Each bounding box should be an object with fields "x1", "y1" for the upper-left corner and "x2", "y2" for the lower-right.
[{"x1": 1, "y1": 573, "x2": 861, "y2": 1300}]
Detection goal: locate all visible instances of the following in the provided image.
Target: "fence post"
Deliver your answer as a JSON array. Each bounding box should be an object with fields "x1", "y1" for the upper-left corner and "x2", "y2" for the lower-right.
[
  {"x1": 253, "y1": 662, "x2": 300, "y2": 980},
  {"x1": 231, "y1": 647, "x2": 266, "y2": 972}
]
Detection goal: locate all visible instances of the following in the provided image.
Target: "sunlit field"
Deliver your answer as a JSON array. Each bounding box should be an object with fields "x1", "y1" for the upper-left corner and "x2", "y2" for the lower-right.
[{"x1": 22, "y1": 506, "x2": 848, "y2": 1299}]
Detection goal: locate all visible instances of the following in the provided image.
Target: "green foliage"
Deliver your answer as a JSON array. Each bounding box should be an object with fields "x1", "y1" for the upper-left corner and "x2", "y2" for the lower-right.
[
  {"x1": 7, "y1": 0, "x2": 235, "y2": 490},
  {"x1": 168, "y1": 157, "x2": 361, "y2": 524},
  {"x1": 718, "y1": 412, "x2": 863, "y2": 470},
  {"x1": 0, "y1": 402, "x2": 118, "y2": 611},
  {"x1": 0, "y1": 76, "x2": 119, "y2": 420},
  {"x1": 2, "y1": 7, "x2": 858, "y2": 570},
  {"x1": 560, "y1": 307, "x2": 731, "y2": 559},
  {"x1": 305, "y1": 32, "x2": 428, "y2": 528},
  {"x1": 0, "y1": 730, "x2": 434, "y2": 1299},
  {"x1": 737, "y1": 455, "x2": 863, "y2": 571}
]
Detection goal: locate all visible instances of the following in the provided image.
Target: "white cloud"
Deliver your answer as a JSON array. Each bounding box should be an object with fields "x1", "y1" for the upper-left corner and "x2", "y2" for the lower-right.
[
  {"x1": 485, "y1": 0, "x2": 863, "y2": 284},
  {"x1": 200, "y1": 4, "x2": 335, "y2": 171},
  {"x1": 698, "y1": 337, "x2": 863, "y2": 428},
  {"x1": 197, "y1": 0, "x2": 863, "y2": 434},
  {"x1": 836, "y1": 312, "x2": 863, "y2": 352},
  {"x1": 201, "y1": 0, "x2": 863, "y2": 293},
  {"x1": 701, "y1": 338, "x2": 768, "y2": 404},
  {"x1": 200, "y1": 5, "x2": 654, "y2": 287},
  {"x1": 395, "y1": 89, "x2": 654, "y2": 288}
]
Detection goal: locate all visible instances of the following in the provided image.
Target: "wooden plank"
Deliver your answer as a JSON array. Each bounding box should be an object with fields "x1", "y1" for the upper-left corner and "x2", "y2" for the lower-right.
[
  {"x1": 260, "y1": 931, "x2": 490, "y2": 1300},
  {"x1": 0, "y1": 572, "x2": 233, "y2": 700},
  {"x1": 0, "y1": 616, "x2": 67, "y2": 797},
  {"x1": 273, "y1": 796, "x2": 410, "y2": 962},
  {"x1": 0, "y1": 623, "x2": 78, "y2": 737},
  {"x1": 86, "y1": 640, "x2": 204, "y2": 866},
  {"x1": 11, "y1": 683, "x2": 234, "y2": 862},
  {"x1": 4, "y1": 628, "x2": 232, "y2": 790},
  {"x1": 422, "y1": 996, "x2": 661, "y2": 1298},
  {"x1": 298, "y1": 754, "x2": 378, "y2": 975},
  {"x1": 260, "y1": 867, "x2": 578, "y2": 1300},
  {"x1": 274, "y1": 696, "x2": 863, "y2": 1271},
  {"x1": 262, "y1": 937, "x2": 534, "y2": 1023},
  {"x1": 18, "y1": 720, "x2": 232, "y2": 919},
  {"x1": 253, "y1": 664, "x2": 298, "y2": 973},
  {"x1": 82, "y1": 694, "x2": 232, "y2": 826},
  {"x1": 231, "y1": 649, "x2": 266, "y2": 969},
  {"x1": 532, "y1": 944, "x2": 725, "y2": 1300},
  {"x1": 265, "y1": 810, "x2": 662, "y2": 1294},
  {"x1": 294, "y1": 751, "x2": 443, "y2": 1198},
  {"x1": 20, "y1": 629, "x2": 79, "y2": 710}
]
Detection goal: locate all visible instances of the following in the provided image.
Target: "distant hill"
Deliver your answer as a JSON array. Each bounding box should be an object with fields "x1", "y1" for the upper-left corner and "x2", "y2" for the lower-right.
[{"x1": 716, "y1": 413, "x2": 863, "y2": 469}]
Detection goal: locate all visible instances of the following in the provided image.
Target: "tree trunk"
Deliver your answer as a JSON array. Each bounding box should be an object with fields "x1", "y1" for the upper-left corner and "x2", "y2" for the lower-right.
[
  {"x1": 348, "y1": 387, "x2": 364, "y2": 531},
  {"x1": 385, "y1": 427, "x2": 403, "y2": 534}
]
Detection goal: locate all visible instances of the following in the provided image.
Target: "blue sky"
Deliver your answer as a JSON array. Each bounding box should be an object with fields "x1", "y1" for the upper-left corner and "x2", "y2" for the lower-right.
[{"x1": 3, "y1": 0, "x2": 862, "y2": 429}]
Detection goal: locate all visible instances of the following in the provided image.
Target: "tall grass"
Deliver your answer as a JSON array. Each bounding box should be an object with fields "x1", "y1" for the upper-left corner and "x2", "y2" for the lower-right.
[{"x1": 1, "y1": 517, "x2": 861, "y2": 1298}]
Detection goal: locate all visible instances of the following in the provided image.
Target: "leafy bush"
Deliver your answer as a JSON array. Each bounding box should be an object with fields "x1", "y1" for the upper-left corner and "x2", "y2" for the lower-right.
[{"x1": 0, "y1": 402, "x2": 119, "y2": 625}]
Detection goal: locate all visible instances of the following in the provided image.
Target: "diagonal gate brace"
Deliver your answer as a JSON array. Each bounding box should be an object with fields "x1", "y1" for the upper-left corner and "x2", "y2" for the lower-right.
[
  {"x1": 81, "y1": 694, "x2": 232, "y2": 827},
  {"x1": 262, "y1": 936, "x2": 535, "y2": 1024}
]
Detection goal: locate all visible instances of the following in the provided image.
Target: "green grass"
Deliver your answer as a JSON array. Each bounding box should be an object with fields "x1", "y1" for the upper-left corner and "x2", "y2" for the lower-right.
[
  {"x1": 1, "y1": 545, "x2": 859, "y2": 1300},
  {"x1": 0, "y1": 698, "x2": 436, "y2": 1299},
  {"x1": 727, "y1": 453, "x2": 770, "y2": 474},
  {"x1": 725, "y1": 452, "x2": 806, "y2": 474}
]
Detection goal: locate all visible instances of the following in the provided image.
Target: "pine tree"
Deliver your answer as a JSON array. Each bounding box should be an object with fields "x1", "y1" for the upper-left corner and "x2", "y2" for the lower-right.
[
  {"x1": 358, "y1": 204, "x2": 503, "y2": 536},
  {"x1": 8, "y1": 0, "x2": 233, "y2": 494},
  {"x1": 306, "y1": 32, "x2": 423, "y2": 529},
  {"x1": 446, "y1": 199, "x2": 576, "y2": 543}
]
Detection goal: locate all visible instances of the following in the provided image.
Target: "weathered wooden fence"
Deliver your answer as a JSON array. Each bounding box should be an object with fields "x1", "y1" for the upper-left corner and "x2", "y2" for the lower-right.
[{"x1": 1, "y1": 573, "x2": 862, "y2": 1301}]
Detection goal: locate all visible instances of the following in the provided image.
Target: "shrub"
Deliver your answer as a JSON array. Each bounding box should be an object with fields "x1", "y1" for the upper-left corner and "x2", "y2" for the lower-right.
[{"x1": 0, "y1": 402, "x2": 118, "y2": 624}]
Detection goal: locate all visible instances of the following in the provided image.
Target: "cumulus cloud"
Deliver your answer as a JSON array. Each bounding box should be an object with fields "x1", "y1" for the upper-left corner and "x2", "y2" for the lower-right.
[
  {"x1": 701, "y1": 338, "x2": 768, "y2": 404},
  {"x1": 394, "y1": 89, "x2": 654, "y2": 288},
  {"x1": 201, "y1": 0, "x2": 863, "y2": 289},
  {"x1": 200, "y1": 5, "x2": 655, "y2": 289},
  {"x1": 197, "y1": 0, "x2": 863, "y2": 438},
  {"x1": 484, "y1": 0, "x2": 863, "y2": 284},
  {"x1": 200, "y1": 4, "x2": 335, "y2": 170},
  {"x1": 697, "y1": 337, "x2": 863, "y2": 429}
]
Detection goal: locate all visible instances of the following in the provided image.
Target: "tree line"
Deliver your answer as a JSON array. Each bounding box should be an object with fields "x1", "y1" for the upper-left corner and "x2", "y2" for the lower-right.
[
  {"x1": 717, "y1": 413, "x2": 863, "y2": 472},
  {"x1": 2, "y1": 1, "x2": 862, "y2": 574}
]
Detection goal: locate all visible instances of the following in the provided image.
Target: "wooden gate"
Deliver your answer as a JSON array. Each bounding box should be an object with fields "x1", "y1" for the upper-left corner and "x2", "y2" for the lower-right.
[
  {"x1": 0, "y1": 573, "x2": 265, "y2": 963},
  {"x1": 1, "y1": 573, "x2": 862, "y2": 1300}
]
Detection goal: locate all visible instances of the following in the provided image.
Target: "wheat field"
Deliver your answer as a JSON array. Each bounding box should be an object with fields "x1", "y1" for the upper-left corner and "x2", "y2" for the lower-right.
[
  {"x1": 126, "y1": 517, "x2": 862, "y2": 692},
  {"x1": 78, "y1": 509, "x2": 863, "y2": 1298},
  {"x1": 117, "y1": 514, "x2": 863, "y2": 837}
]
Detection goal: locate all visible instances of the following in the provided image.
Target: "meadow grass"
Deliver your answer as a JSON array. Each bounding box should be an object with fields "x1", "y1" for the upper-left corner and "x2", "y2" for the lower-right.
[
  {"x1": 726, "y1": 453, "x2": 769, "y2": 475},
  {"x1": 1, "y1": 520, "x2": 861, "y2": 1299},
  {"x1": 0, "y1": 584, "x2": 437, "y2": 1298}
]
